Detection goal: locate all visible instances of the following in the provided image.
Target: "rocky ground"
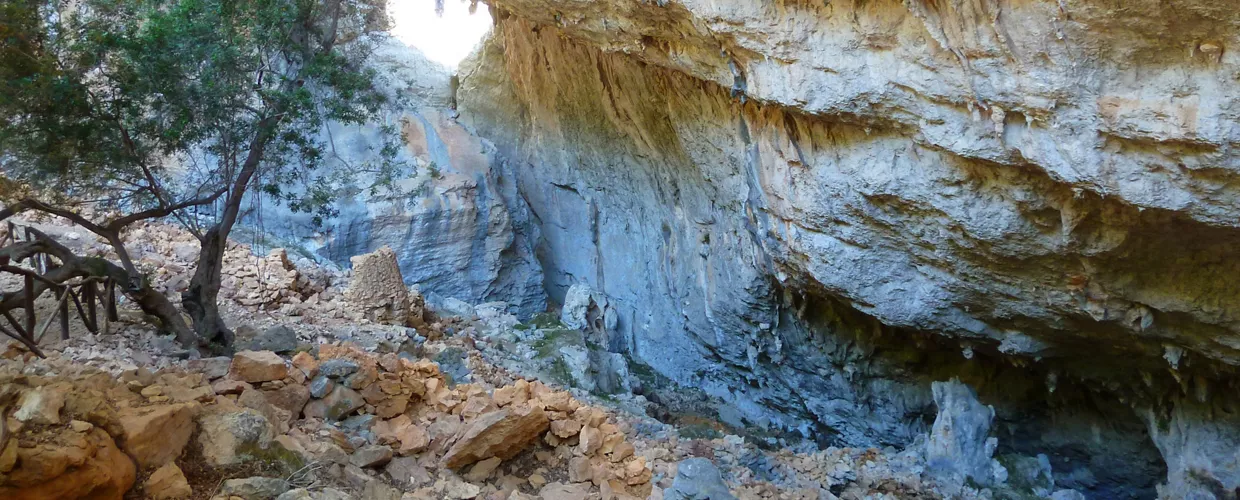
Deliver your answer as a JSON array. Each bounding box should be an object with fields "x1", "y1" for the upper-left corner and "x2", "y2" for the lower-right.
[{"x1": 0, "y1": 218, "x2": 1090, "y2": 499}]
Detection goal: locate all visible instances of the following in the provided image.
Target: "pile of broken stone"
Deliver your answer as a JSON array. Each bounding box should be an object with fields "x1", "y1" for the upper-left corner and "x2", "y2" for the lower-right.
[
  {"x1": 0, "y1": 341, "x2": 654, "y2": 500},
  {"x1": 0, "y1": 217, "x2": 1083, "y2": 500}
]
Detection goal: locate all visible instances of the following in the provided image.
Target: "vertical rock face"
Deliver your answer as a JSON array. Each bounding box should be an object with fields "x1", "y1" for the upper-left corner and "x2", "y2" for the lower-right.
[
  {"x1": 453, "y1": 0, "x2": 1240, "y2": 496},
  {"x1": 250, "y1": 41, "x2": 545, "y2": 317},
  {"x1": 1143, "y1": 399, "x2": 1240, "y2": 499}
]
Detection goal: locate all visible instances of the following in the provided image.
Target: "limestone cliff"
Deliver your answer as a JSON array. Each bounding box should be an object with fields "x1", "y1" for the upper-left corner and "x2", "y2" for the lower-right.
[
  {"x1": 247, "y1": 40, "x2": 546, "y2": 317},
  {"x1": 453, "y1": 1, "x2": 1240, "y2": 497}
]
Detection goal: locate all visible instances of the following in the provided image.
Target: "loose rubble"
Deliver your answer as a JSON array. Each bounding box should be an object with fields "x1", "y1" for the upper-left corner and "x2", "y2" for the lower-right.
[{"x1": 0, "y1": 218, "x2": 1088, "y2": 500}]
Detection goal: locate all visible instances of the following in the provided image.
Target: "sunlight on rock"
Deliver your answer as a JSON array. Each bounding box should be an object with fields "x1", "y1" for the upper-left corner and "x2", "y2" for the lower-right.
[{"x1": 389, "y1": 0, "x2": 492, "y2": 69}]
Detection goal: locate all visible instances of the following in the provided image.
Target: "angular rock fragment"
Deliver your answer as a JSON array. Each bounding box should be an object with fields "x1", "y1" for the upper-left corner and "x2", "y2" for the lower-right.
[
  {"x1": 220, "y1": 476, "x2": 290, "y2": 500},
  {"x1": 319, "y1": 358, "x2": 360, "y2": 379},
  {"x1": 308, "y1": 376, "x2": 333, "y2": 398},
  {"x1": 350, "y1": 444, "x2": 394, "y2": 468},
  {"x1": 117, "y1": 402, "x2": 197, "y2": 468},
  {"x1": 373, "y1": 414, "x2": 430, "y2": 455},
  {"x1": 384, "y1": 456, "x2": 432, "y2": 490},
  {"x1": 145, "y1": 462, "x2": 192, "y2": 500},
  {"x1": 196, "y1": 407, "x2": 276, "y2": 466},
  {"x1": 187, "y1": 357, "x2": 232, "y2": 380},
  {"x1": 264, "y1": 383, "x2": 311, "y2": 417},
  {"x1": 302, "y1": 385, "x2": 364, "y2": 421},
  {"x1": 13, "y1": 386, "x2": 66, "y2": 425},
  {"x1": 442, "y1": 403, "x2": 550, "y2": 469},
  {"x1": 230, "y1": 350, "x2": 289, "y2": 383},
  {"x1": 0, "y1": 427, "x2": 135, "y2": 499},
  {"x1": 539, "y1": 481, "x2": 592, "y2": 500}
]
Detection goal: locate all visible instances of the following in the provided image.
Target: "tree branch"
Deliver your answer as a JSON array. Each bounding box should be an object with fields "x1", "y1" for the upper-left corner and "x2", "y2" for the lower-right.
[{"x1": 104, "y1": 187, "x2": 227, "y2": 231}]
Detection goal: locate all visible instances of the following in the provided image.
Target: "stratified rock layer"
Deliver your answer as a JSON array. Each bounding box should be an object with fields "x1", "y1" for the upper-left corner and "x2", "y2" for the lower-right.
[
  {"x1": 249, "y1": 41, "x2": 545, "y2": 318},
  {"x1": 456, "y1": 1, "x2": 1240, "y2": 497}
]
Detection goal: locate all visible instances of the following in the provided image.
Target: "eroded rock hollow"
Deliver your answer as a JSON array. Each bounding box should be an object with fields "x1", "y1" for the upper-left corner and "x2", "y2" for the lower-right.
[{"x1": 437, "y1": 0, "x2": 1240, "y2": 497}]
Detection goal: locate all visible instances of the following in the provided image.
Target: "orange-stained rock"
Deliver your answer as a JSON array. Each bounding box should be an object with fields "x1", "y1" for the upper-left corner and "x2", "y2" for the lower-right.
[
  {"x1": 442, "y1": 404, "x2": 550, "y2": 469},
  {"x1": 549, "y1": 419, "x2": 581, "y2": 439},
  {"x1": 492, "y1": 380, "x2": 530, "y2": 407},
  {"x1": 360, "y1": 377, "x2": 411, "y2": 419},
  {"x1": 117, "y1": 403, "x2": 198, "y2": 469},
  {"x1": 263, "y1": 383, "x2": 311, "y2": 418},
  {"x1": 0, "y1": 427, "x2": 136, "y2": 500},
  {"x1": 577, "y1": 425, "x2": 603, "y2": 456},
  {"x1": 374, "y1": 415, "x2": 430, "y2": 455},
  {"x1": 228, "y1": 351, "x2": 288, "y2": 383},
  {"x1": 291, "y1": 351, "x2": 319, "y2": 377},
  {"x1": 144, "y1": 462, "x2": 192, "y2": 500}
]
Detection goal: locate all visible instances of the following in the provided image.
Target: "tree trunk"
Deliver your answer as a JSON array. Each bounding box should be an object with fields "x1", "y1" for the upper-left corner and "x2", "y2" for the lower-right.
[
  {"x1": 182, "y1": 225, "x2": 232, "y2": 352},
  {"x1": 180, "y1": 114, "x2": 281, "y2": 353}
]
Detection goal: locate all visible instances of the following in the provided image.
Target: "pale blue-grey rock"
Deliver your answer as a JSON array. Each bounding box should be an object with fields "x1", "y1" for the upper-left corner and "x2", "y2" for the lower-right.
[
  {"x1": 451, "y1": 4, "x2": 1227, "y2": 495},
  {"x1": 926, "y1": 379, "x2": 1005, "y2": 487},
  {"x1": 239, "y1": 40, "x2": 546, "y2": 319},
  {"x1": 237, "y1": 325, "x2": 298, "y2": 354},
  {"x1": 319, "y1": 359, "x2": 359, "y2": 379},
  {"x1": 308, "y1": 376, "x2": 334, "y2": 399},
  {"x1": 664, "y1": 458, "x2": 737, "y2": 500}
]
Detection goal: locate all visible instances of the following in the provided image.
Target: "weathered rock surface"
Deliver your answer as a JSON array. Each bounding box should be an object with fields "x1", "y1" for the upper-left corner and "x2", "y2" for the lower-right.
[
  {"x1": 1143, "y1": 398, "x2": 1240, "y2": 499},
  {"x1": 663, "y1": 458, "x2": 736, "y2": 500},
  {"x1": 456, "y1": 1, "x2": 1240, "y2": 496},
  {"x1": 144, "y1": 462, "x2": 192, "y2": 500},
  {"x1": 117, "y1": 402, "x2": 197, "y2": 469},
  {"x1": 442, "y1": 403, "x2": 550, "y2": 469},
  {"x1": 13, "y1": 385, "x2": 65, "y2": 425},
  {"x1": 250, "y1": 40, "x2": 545, "y2": 318},
  {"x1": 0, "y1": 427, "x2": 136, "y2": 500},
  {"x1": 196, "y1": 406, "x2": 276, "y2": 466},
  {"x1": 926, "y1": 379, "x2": 1003, "y2": 487},
  {"x1": 229, "y1": 351, "x2": 289, "y2": 383}
]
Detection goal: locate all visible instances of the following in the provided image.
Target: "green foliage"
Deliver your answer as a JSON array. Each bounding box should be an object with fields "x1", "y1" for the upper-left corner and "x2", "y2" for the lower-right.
[{"x1": 0, "y1": 0, "x2": 407, "y2": 223}]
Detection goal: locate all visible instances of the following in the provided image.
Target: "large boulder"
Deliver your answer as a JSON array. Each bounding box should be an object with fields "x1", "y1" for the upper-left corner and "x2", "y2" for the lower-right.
[
  {"x1": 442, "y1": 403, "x2": 549, "y2": 469},
  {"x1": 196, "y1": 406, "x2": 276, "y2": 466},
  {"x1": 663, "y1": 458, "x2": 736, "y2": 500},
  {"x1": 117, "y1": 402, "x2": 198, "y2": 469},
  {"x1": 0, "y1": 427, "x2": 136, "y2": 500}
]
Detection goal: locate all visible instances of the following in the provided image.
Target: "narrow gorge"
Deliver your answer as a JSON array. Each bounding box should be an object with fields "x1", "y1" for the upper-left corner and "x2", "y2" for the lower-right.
[{"x1": 2, "y1": 1, "x2": 1238, "y2": 499}]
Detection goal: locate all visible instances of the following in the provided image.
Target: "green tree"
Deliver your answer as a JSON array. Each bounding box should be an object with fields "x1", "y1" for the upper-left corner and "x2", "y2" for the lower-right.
[{"x1": 0, "y1": 0, "x2": 406, "y2": 352}]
